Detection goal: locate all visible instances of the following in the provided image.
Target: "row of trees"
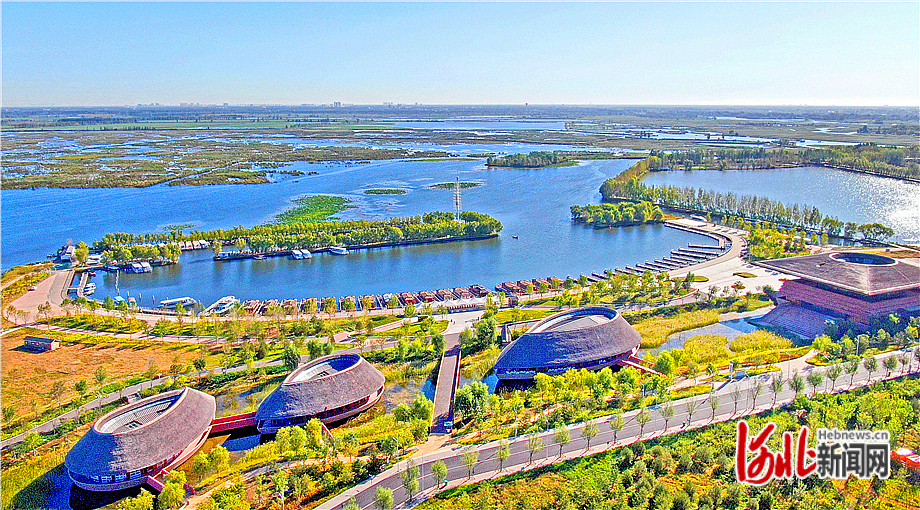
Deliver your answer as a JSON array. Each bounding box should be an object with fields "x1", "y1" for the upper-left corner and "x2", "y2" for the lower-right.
[
  {"x1": 601, "y1": 172, "x2": 894, "y2": 239},
  {"x1": 94, "y1": 212, "x2": 502, "y2": 249},
  {"x1": 100, "y1": 242, "x2": 182, "y2": 264},
  {"x1": 486, "y1": 151, "x2": 571, "y2": 168},
  {"x1": 570, "y1": 201, "x2": 664, "y2": 227},
  {"x1": 95, "y1": 211, "x2": 502, "y2": 257},
  {"x1": 645, "y1": 145, "x2": 919, "y2": 181}
]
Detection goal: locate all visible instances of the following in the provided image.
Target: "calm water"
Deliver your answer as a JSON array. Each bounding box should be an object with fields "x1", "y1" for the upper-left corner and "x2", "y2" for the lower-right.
[
  {"x1": 41, "y1": 158, "x2": 712, "y2": 304},
  {"x1": 642, "y1": 167, "x2": 920, "y2": 241}
]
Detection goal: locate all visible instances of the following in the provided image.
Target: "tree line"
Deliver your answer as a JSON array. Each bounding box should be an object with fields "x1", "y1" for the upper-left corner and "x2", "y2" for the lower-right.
[
  {"x1": 570, "y1": 201, "x2": 664, "y2": 228},
  {"x1": 93, "y1": 211, "x2": 503, "y2": 254},
  {"x1": 646, "y1": 144, "x2": 919, "y2": 181},
  {"x1": 486, "y1": 151, "x2": 573, "y2": 168},
  {"x1": 600, "y1": 160, "x2": 895, "y2": 239}
]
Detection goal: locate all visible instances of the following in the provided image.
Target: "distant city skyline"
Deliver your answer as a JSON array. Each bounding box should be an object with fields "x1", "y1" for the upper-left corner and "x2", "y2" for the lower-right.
[{"x1": 2, "y1": 2, "x2": 918, "y2": 107}]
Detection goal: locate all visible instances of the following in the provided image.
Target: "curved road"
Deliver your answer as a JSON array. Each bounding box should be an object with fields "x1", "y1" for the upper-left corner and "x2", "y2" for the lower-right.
[{"x1": 318, "y1": 348, "x2": 919, "y2": 509}]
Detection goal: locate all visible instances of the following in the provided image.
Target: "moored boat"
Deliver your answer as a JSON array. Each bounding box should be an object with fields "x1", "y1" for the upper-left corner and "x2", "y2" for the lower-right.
[
  {"x1": 205, "y1": 296, "x2": 239, "y2": 315},
  {"x1": 159, "y1": 297, "x2": 198, "y2": 309},
  {"x1": 329, "y1": 246, "x2": 349, "y2": 256}
]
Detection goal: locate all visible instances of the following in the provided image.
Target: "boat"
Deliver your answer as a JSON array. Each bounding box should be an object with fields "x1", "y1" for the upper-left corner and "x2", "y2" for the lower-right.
[
  {"x1": 291, "y1": 249, "x2": 304, "y2": 260},
  {"x1": 204, "y1": 296, "x2": 239, "y2": 315},
  {"x1": 159, "y1": 297, "x2": 198, "y2": 309},
  {"x1": 140, "y1": 262, "x2": 153, "y2": 273},
  {"x1": 512, "y1": 235, "x2": 519, "y2": 239},
  {"x1": 329, "y1": 246, "x2": 349, "y2": 256},
  {"x1": 83, "y1": 283, "x2": 96, "y2": 295},
  {"x1": 253, "y1": 254, "x2": 266, "y2": 260},
  {"x1": 301, "y1": 249, "x2": 312, "y2": 259}
]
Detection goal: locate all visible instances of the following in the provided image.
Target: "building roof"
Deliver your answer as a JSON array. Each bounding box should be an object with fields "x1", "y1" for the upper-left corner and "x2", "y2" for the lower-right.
[
  {"x1": 753, "y1": 252, "x2": 920, "y2": 296},
  {"x1": 493, "y1": 306, "x2": 642, "y2": 373},
  {"x1": 255, "y1": 354, "x2": 385, "y2": 422},
  {"x1": 65, "y1": 388, "x2": 215, "y2": 477},
  {"x1": 24, "y1": 336, "x2": 57, "y2": 344}
]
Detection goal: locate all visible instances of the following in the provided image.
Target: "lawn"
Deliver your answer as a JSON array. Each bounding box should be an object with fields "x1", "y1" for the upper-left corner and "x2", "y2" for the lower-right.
[
  {"x1": 0, "y1": 327, "x2": 209, "y2": 435},
  {"x1": 630, "y1": 309, "x2": 720, "y2": 349}
]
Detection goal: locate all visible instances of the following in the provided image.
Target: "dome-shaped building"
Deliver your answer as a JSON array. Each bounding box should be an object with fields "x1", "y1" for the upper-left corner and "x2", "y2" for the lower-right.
[
  {"x1": 255, "y1": 353, "x2": 385, "y2": 433},
  {"x1": 494, "y1": 306, "x2": 644, "y2": 380},
  {"x1": 65, "y1": 387, "x2": 215, "y2": 491}
]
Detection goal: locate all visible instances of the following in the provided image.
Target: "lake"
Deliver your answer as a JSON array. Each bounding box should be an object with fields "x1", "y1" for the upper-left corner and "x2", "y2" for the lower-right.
[
  {"x1": 641, "y1": 166, "x2": 920, "y2": 241},
  {"x1": 36, "y1": 157, "x2": 711, "y2": 305}
]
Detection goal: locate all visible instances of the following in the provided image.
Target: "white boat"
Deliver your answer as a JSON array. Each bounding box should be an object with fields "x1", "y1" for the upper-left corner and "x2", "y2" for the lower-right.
[
  {"x1": 302, "y1": 249, "x2": 312, "y2": 259},
  {"x1": 291, "y1": 249, "x2": 304, "y2": 260},
  {"x1": 83, "y1": 283, "x2": 96, "y2": 295},
  {"x1": 159, "y1": 297, "x2": 197, "y2": 309},
  {"x1": 329, "y1": 246, "x2": 349, "y2": 256},
  {"x1": 140, "y1": 262, "x2": 153, "y2": 272},
  {"x1": 204, "y1": 295, "x2": 239, "y2": 315}
]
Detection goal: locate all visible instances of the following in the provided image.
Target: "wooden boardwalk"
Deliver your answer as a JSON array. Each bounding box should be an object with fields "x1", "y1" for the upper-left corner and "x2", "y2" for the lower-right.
[{"x1": 430, "y1": 332, "x2": 461, "y2": 434}]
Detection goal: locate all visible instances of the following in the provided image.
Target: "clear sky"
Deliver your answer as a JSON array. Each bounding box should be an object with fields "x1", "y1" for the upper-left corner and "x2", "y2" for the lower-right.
[{"x1": 2, "y1": 2, "x2": 918, "y2": 107}]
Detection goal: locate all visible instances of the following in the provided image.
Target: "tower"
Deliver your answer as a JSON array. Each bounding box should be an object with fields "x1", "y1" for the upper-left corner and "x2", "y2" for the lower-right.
[{"x1": 453, "y1": 177, "x2": 462, "y2": 221}]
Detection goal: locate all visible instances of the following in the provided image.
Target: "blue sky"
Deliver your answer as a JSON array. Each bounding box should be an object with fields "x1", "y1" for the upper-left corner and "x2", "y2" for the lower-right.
[{"x1": 2, "y1": 2, "x2": 918, "y2": 106}]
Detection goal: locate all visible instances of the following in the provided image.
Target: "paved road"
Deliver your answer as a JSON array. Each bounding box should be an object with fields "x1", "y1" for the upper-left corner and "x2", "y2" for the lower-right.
[{"x1": 317, "y1": 348, "x2": 919, "y2": 510}]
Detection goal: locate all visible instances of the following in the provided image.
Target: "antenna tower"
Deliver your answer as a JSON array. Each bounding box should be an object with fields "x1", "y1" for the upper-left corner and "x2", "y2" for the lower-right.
[{"x1": 453, "y1": 177, "x2": 462, "y2": 221}]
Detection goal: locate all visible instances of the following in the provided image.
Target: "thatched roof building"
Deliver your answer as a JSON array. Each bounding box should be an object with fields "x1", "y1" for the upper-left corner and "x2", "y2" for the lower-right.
[
  {"x1": 754, "y1": 252, "x2": 920, "y2": 322},
  {"x1": 65, "y1": 387, "x2": 215, "y2": 491},
  {"x1": 255, "y1": 353, "x2": 385, "y2": 433},
  {"x1": 494, "y1": 306, "x2": 642, "y2": 380}
]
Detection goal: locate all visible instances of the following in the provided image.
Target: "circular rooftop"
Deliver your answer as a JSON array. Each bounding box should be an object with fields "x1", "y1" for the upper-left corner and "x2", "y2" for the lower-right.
[
  {"x1": 255, "y1": 353, "x2": 385, "y2": 430},
  {"x1": 66, "y1": 387, "x2": 215, "y2": 480},
  {"x1": 829, "y1": 252, "x2": 897, "y2": 266},
  {"x1": 494, "y1": 306, "x2": 642, "y2": 380}
]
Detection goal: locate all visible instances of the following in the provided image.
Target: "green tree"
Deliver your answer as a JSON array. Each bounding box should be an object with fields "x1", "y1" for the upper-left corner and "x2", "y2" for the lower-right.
[
  {"x1": 807, "y1": 372, "x2": 825, "y2": 396},
  {"x1": 158, "y1": 482, "x2": 186, "y2": 510},
  {"x1": 374, "y1": 487, "x2": 394, "y2": 510},
  {"x1": 497, "y1": 440, "x2": 510, "y2": 471},
  {"x1": 74, "y1": 241, "x2": 89, "y2": 265},
  {"x1": 788, "y1": 374, "x2": 805, "y2": 397},
  {"x1": 527, "y1": 433, "x2": 544, "y2": 463},
  {"x1": 609, "y1": 413, "x2": 625, "y2": 441},
  {"x1": 863, "y1": 356, "x2": 879, "y2": 380},
  {"x1": 208, "y1": 445, "x2": 230, "y2": 473},
  {"x1": 554, "y1": 426, "x2": 571, "y2": 457},
  {"x1": 582, "y1": 422, "x2": 599, "y2": 449},
  {"x1": 400, "y1": 460, "x2": 420, "y2": 501},
  {"x1": 116, "y1": 489, "x2": 155, "y2": 510},
  {"x1": 431, "y1": 459, "x2": 448, "y2": 488},
  {"x1": 462, "y1": 448, "x2": 479, "y2": 478}
]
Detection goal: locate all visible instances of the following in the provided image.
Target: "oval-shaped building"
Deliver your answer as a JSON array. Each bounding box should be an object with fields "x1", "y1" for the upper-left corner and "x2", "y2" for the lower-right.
[
  {"x1": 65, "y1": 387, "x2": 216, "y2": 491},
  {"x1": 494, "y1": 306, "x2": 643, "y2": 380},
  {"x1": 255, "y1": 353, "x2": 385, "y2": 433}
]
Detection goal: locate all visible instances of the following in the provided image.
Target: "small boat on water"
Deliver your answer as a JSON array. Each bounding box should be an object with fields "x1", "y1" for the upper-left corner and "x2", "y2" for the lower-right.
[
  {"x1": 291, "y1": 249, "x2": 304, "y2": 260},
  {"x1": 329, "y1": 246, "x2": 349, "y2": 256},
  {"x1": 159, "y1": 297, "x2": 198, "y2": 309},
  {"x1": 512, "y1": 235, "x2": 519, "y2": 239},
  {"x1": 301, "y1": 249, "x2": 312, "y2": 259},
  {"x1": 205, "y1": 296, "x2": 239, "y2": 315},
  {"x1": 105, "y1": 265, "x2": 120, "y2": 272},
  {"x1": 253, "y1": 254, "x2": 266, "y2": 260},
  {"x1": 83, "y1": 283, "x2": 96, "y2": 295}
]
